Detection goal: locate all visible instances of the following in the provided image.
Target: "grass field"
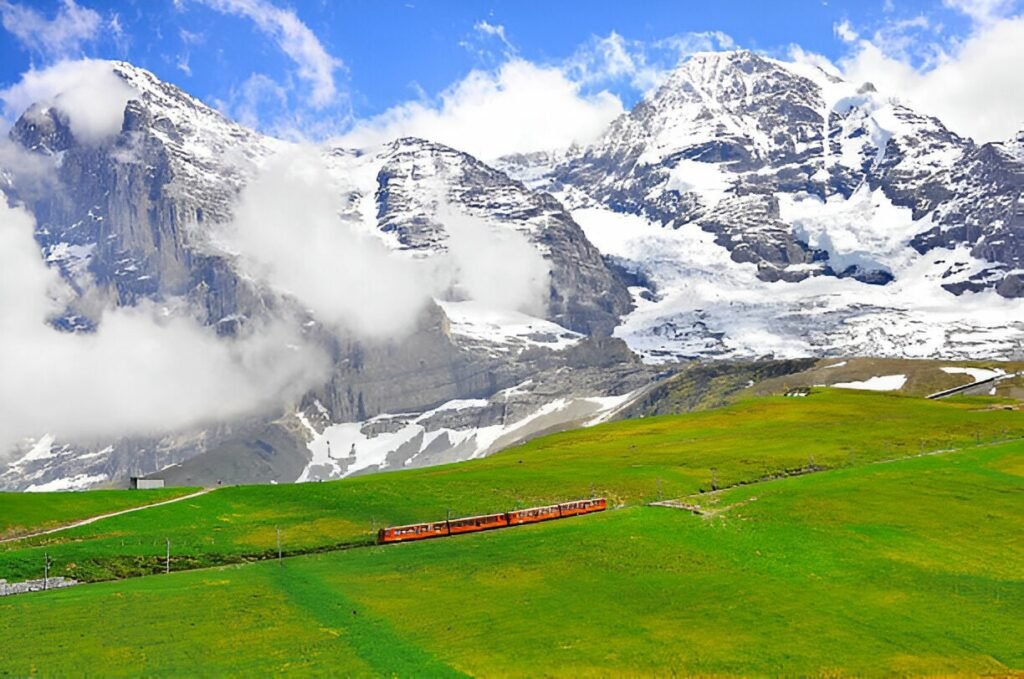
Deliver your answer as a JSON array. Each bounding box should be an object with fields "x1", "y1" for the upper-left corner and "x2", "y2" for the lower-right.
[
  {"x1": 752, "y1": 357, "x2": 1024, "y2": 398},
  {"x1": 1, "y1": 440, "x2": 1020, "y2": 677},
  {"x1": 2, "y1": 388, "x2": 1023, "y2": 583},
  {"x1": 0, "y1": 486, "x2": 197, "y2": 541}
]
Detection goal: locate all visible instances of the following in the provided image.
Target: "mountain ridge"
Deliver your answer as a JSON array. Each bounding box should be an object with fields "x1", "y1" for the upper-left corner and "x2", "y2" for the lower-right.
[{"x1": 2, "y1": 52, "x2": 1023, "y2": 490}]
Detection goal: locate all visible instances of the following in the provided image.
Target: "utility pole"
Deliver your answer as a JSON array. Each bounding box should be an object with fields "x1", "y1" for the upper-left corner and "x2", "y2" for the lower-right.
[
  {"x1": 446, "y1": 508, "x2": 452, "y2": 536},
  {"x1": 44, "y1": 552, "x2": 51, "y2": 590},
  {"x1": 165, "y1": 538, "x2": 171, "y2": 574},
  {"x1": 711, "y1": 467, "x2": 718, "y2": 491},
  {"x1": 276, "y1": 526, "x2": 283, "y2": 565}
]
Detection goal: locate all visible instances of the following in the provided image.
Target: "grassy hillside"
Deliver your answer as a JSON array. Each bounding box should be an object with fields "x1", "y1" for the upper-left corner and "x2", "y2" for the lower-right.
[
  {"x1": 2, "y1": 441, "x2": 1020, "y2": 677},
  {"x1": 752, "y1": 357, "x2": 1024, "y2": 398},
  {"x1": 0, "y1": 487, "x2": 197, "y2": 541},
  {"x1": 2, "y1": 389, "x2": 1022, "y2": 583}
]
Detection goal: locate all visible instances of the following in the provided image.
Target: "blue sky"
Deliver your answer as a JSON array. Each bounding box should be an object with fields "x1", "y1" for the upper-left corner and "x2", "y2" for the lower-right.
[{"x1": 0, "y1": 0, "x2": 1021, "y2": 149}]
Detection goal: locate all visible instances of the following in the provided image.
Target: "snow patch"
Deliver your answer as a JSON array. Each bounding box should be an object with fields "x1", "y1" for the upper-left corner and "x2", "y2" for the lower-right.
[
  {"x1": 437, "y1": 300, "x2": 583, "y2": 353},
  {"x1": 940, "y1": 367, "x2": 1005, "y2": 382},
  {"x1": 832, "y1": 375, "x2": 907, "y2": 391},
  {"x1": 664, "y1": 159, "x2": 731, "y2": 209}
]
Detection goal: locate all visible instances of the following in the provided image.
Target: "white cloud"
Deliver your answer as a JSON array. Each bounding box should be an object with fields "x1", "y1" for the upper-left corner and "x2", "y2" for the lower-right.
[
  {"x1": 337, "y1": 58, "x2": 623, "y2": 160},
  {"x1": 838, "y1": 14, "x2": 1024, "y2": 141},
  {"x1": 474, "y1": 20, "x2": 514, "y2": 53},
  {"x1": 438, "y1": 208, "x2": 550, "y2": 316},
  {"x1": 0, "y1": 59, "x2": 137, "y2": 144},
  {"x1": 567, "y1": 30, "x2": 736, "y2": 94},
  {"x1": 212, "y1": 147, "x2": 435, "y2": 337},
  {"x1": 194, "y1": 0, "x2": 342, "y2": 108},
  {"x1": 211, "y1": 147, "x2": 552, "y2": 336},
  {"x1": 943, "y1": 0, "x2": 1016, "y2": 24},
  {"x1": 0, "y1": 0, "x2": 100, "y2": 58},
  {"x1": 834, "y1": 20, "x2": 860, "y2": 43},
  {"x1": 0, "y1": 194, "x2": 328, "y2": 455},
  {"x1": 215, "y1": 72, "x2": 288, "y2": 130}
]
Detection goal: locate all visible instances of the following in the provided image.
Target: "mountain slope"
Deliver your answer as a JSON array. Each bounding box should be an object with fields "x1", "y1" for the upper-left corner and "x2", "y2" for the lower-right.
[
  {"x1": 507, "y1": 50, "x2": 1024, "y2": 361},
  {"x1": 0, "y1": 62, "x2": 646, "y2": 491}
]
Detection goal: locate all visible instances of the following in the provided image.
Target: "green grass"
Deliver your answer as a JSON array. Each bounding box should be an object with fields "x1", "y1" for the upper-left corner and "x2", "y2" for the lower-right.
[
  {"x1": 0, "y1": 487, "x2": 198, "y2": 540},
  {"x1": 2, "y1": 441, "x2": 1020, "y2": 677},
  {"x1": 2, "y1": 389, "x2": 1023, "y2": 583}
]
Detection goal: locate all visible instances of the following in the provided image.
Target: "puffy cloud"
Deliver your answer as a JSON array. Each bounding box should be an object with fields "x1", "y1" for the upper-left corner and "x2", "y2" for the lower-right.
[
  {"x1": 211, "y1": 147, "x2": 552, "y2": 336},
  {"x1": 0, "y1": 0, "x2": 100, "y2": 58},
  {"x1": 337, "y1": 58, "x2": 623, "y2": 160},
  {"x1": 335, "y1": 29, "x2": 741, "y2": 160},
  {"x1": 838, "y1": 14, "x2": 1024, "y2": 141},
  {"x1": 0, "y1": 194, "x2": 328, "y2": 456},
  {"x1": 212, "y1": 147, "x2": 435, "y2": 338},
  {"x1": 834, "y1": 20, "x2": 859, "y2": 43},
  {"x1": 0, "y1": 59, "x2": 137, "y2": 144},
  {"x1": 437, "y1": 208, "x2": 550, "y2": 317},
  {"x1": 193, "y1": 0, "x2": 342, "y2": 108}
]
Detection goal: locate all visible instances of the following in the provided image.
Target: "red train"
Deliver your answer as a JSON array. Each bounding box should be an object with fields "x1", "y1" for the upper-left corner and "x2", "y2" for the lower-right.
[{"x1": 377, "y1": 498, "x2": 607, "y2": 544}]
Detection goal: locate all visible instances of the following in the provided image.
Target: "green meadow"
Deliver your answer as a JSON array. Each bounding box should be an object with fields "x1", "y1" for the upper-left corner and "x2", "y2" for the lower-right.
[
  {"x1": 0, "y1": 486, "x2": 196, "y2": 540},
  {"x1": 2, "y1": 389, "x2": 1023, "y2": 584},
  {"x1": 1, "y1": 440, "x2": 1020, "y2": 677}
]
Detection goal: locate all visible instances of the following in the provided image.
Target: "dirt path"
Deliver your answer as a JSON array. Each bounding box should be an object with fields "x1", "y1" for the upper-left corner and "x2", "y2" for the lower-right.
[
  {"x1": 651, "y1": 435, "x2": 1024, "y2": 516},
  {"x1": 0, "y1": 489, "x2": 215, "y2": 545}
]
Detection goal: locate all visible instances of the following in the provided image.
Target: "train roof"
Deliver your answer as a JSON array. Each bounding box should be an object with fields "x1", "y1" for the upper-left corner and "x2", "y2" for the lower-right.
[
  {"x1": 509, "y1": 503, "x2": 562, "y2": 514},
  {"x1": 446, "y1": 512, "x2": 508, "y2": 522},
  {"x1": 382, "y1": 499, "x2": 606, "y2": 530}
]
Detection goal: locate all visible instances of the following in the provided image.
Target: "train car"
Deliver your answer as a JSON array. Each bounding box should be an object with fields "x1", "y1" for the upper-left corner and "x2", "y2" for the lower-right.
[
  {"x1": 507, "y1": 503, "x2": 562, "y2": 526},
  {"x1": 557, "y1": 497, "x2": 607, "y2": 517},
  {"x1": 377, "y1": 520, "x2": 449, "y2": 544},
  {"x1": 446, "y1": 512, "x2": 509, "y2": 535},
  {"x1": 377, "y1": 498, "x2": 607, "y2": 545}
]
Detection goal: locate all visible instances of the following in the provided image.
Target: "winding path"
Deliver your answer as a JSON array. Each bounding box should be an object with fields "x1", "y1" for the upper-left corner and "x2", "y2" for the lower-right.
[{"x1": 0, "y1": 488, "x2": 214, "y2": 545}]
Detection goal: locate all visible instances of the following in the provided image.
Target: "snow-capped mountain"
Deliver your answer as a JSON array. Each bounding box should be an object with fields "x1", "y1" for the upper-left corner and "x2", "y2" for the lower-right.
[
  {"x1": 504, "y1": 50, "x2": 1024, "y2": 361},
  {"x1": 3, "y1": 51, "x2": 1024, "y2": 490},
  {"x1": 0, "y1": 62, "x2": 651, "y2": 491}
]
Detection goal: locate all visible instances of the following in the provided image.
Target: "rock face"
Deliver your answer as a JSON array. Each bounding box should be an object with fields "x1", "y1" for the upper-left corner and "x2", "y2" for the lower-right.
[
  {"x1": 0, "y1": 62, "x2": 643, "y2": 491},
  {"x1": 359, "y1": 137, "x2": 632, "y2": 336}
]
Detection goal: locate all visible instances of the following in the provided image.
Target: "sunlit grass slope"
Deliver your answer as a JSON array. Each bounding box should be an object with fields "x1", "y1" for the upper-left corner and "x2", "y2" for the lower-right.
[
  {"x1": 2, "y1": 441, "x2": 1020, "y2": 677},
  {"x1": 0, "y1": 487, "x2": 197, "y2": 540},
  {"x1": 2, "y1": 389, "x2": 1022, "y2": 583}
]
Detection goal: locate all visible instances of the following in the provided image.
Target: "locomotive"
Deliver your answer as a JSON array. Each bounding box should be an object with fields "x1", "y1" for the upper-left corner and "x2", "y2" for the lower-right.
[{"x1": 376, "y1": 497, "x2": 607, "y2": 544}]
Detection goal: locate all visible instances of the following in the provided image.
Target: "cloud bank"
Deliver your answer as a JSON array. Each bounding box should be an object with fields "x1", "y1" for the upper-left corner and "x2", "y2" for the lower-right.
[
  {"x1": 0, "y1": 193, "x2": 328, "y2": 456},
  {"x1": 213, "y1": 148, "x2": 434, "y2": 338},
  {"x1": 833, "y1": 4, "x2": 1024, "y2": 142},
  {"x1": 0, "y1": 59, "x2": 137, "y2": 144},
  {"x1": 213, "y1": 147, "x2": 553, "y2": 336},
  {"x1": 337, "y1": 58, "x2": 623, "y2": 160}
]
